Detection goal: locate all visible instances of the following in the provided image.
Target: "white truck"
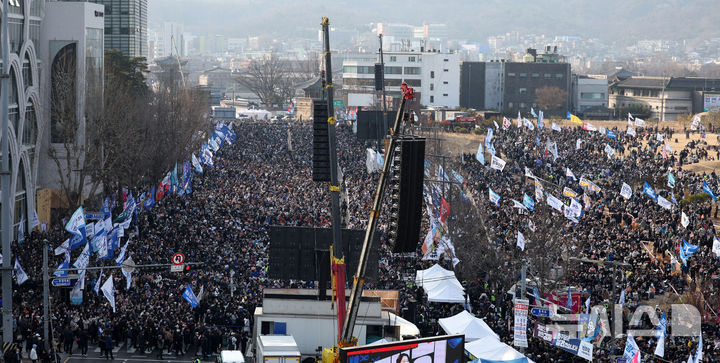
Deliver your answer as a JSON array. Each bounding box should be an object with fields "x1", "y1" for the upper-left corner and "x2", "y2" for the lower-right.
[{"x1": 256, "y1": 336, "x2": 301, "y2": 363}]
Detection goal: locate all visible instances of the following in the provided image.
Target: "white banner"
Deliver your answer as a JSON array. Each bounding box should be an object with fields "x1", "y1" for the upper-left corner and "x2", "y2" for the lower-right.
[
  {"x1": 513, "y1": 299, "x2": 529, "y2": 348},
  {"x1": 490, "y1": 155, "x2": 506, "y2": 171}
]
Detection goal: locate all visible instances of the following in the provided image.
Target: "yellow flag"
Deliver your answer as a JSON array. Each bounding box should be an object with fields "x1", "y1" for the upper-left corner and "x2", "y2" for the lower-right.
[{"x1": 570, "y1": 114, "x2": 583, "y2": 124}]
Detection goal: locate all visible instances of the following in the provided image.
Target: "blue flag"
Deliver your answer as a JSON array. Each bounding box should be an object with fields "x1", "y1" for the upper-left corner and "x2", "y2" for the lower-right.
[
  {"x1": 66, "y1": 206, "x2": 87, "y2": 250},
  {"x1": 476, "y1": 143, "x2": 485, "y2": 165},
  {"x1": 523, "y1": 193, "x2": 535, "y2": 211},
  {"x1": 606, "y1": 129, "x2": 617, "y2": 139},
  {"x1": 566, "y1": 111, "x2": 572, "y2": 120},
  {"x1": 53, "y1": 256, "x2": 70, "y2": 277},
  {"x1": 533, "y1": 286, "x2": 541, "y2": 304},
  {"x1": 143, "y1": 186, "x2": 156, "y2": 211},
  {"x1": 668, "y1": 172, "x2": 676, "y2": 188},
  {"x1": 643, "y1": 182, "x2": 658, "y2": 202},
  {"x1": 703, "y1": 181, "x2": 716, "y2": 201},
  {"x1": 183, "y1": 285, "x2": 199, "y2": 308},
  {"x1": 530, "y1": 108, "x2": 537, "y2": 118},
  {"x1": 680, "y1": 239, "x2": 699, "y2": 266},
  {"x1": 487, "y1": 143, "x2": 496, "y2": 156}
]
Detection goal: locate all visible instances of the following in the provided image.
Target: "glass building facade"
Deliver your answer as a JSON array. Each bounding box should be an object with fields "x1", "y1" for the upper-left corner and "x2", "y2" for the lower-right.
[{"x1": 70, "y1": 0, "x2": 147, "y2": 58}]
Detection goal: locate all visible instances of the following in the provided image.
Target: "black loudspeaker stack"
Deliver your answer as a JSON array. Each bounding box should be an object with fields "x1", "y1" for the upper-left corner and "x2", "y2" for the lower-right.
[
  {"x1": 312, "y1": 100, "x2": 330, "y2": 182},
  {"x1": 390, "y1": 137, "x2": 426, "y2": 253}
]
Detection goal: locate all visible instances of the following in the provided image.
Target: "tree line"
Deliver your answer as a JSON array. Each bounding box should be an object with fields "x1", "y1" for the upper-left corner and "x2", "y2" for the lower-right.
[{"x1": 50, "y1": 49, "x2": 211, "y2": 210}]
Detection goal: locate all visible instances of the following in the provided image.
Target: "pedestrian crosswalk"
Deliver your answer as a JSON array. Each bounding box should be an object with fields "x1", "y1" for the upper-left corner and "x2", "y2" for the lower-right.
[{"x1": 93, "y1": 342, "x2": 124, "y2": 353}]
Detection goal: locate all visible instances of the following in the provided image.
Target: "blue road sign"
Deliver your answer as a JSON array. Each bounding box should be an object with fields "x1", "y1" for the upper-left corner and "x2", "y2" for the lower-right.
[
  {"x1": 52, "y1": 278, "x2": 71, "y2": 287},
  {"x1": 531, "y1": 307, "x2": 551, "y2": 317}
]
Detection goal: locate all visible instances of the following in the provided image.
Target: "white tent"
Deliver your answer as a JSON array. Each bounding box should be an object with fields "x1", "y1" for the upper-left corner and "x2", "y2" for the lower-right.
[
  {"x1": 426, "y1": 283, "x2": 466, "y2": 303},
  {"x1": 415, "y1": 264, "x2": 464, "y2": 291},
  {"x1": 386, "y1": 312, "x2": 421, "y2": 338},
  {"x1": 415, "y1": 264, "x2": 465, "y2": 303},
  {"x1": 438, "y1": 310, "x2": 500, "y2": 341},
  {"x1": 466, "y1": 337, "x2": 534, "y2": 363}
]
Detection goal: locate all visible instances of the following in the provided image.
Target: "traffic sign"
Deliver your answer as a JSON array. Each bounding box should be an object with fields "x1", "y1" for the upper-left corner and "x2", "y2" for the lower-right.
[
  {"x1": 52, "y1": 278, "x2": 71, "y2": 287},
  {"x1": 531, "y1": 307, "x2": 551, "y2": 317},
  {"x1": 170, "y1": 264, "x2": 185, "y2": 272},
  {"x1": 333, "y1": 100, "x2": 344, "y2": 108},
  {"x1": 171, "y1": 252, "x2": 185, "y2": 265}
]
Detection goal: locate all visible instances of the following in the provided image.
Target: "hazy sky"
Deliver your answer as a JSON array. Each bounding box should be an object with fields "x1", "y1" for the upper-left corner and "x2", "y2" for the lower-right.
[{"x1": 148, "y1": 0, "x2": 718, "y2": 45}]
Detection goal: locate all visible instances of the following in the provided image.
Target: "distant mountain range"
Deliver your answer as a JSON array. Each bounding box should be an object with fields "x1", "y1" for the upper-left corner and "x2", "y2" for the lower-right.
[{"x1": 149, "y1": 0, "x2": 719, "y2": 45}]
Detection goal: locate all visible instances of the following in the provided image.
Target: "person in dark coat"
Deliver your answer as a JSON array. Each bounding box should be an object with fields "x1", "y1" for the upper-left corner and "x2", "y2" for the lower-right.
[
  {"x1": 77, "y1": 328, "x2": 88, "y2": 357},
  {"x1": 62, "y1": 326, "x2": 74, "y2": 355},
  {"x1": 103, "y1": 334, "x2": 114, "y2": 360}
]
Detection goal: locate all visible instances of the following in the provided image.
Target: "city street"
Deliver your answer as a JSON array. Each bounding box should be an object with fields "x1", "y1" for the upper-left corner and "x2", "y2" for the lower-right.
[{"x1": 63, "y1": 343, "x2": 198, "y2": 363}]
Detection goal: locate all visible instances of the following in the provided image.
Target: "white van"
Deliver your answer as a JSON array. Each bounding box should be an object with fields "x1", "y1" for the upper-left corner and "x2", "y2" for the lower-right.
[{"x1": 218, "y1": 350, "x2": 246, "y2": 363}]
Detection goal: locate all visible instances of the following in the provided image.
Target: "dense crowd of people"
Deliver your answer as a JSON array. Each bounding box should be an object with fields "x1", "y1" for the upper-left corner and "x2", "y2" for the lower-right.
[{"x1": 6, "y1": 116, "x2": 720, "y2": 363}]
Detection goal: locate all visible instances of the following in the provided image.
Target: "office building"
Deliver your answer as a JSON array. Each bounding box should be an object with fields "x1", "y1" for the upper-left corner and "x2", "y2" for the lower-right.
[
  {"x1": 342, "y1": 50, "x2": 460, "y2": 109},
  {"x1": 459, "y1": 60, "x2": 571, "y2": 115},
  {"x1": 67, "y1": 0, "x2": 147, "y2": 58},
  {"x1": 37, "y1": 0, "x2": 104, "y2": 220}
]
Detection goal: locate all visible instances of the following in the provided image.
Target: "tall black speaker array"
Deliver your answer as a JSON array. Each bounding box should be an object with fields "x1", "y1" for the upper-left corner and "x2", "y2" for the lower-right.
[
  {"x1": 390, "y1": 137, "x2": 426, "y2": 253},
  {"x1": 312, "y1": 100, "x2": 330, "y2": 182}
]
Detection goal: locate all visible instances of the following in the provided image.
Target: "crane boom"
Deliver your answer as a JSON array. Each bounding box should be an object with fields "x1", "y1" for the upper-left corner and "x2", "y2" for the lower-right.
[{"x1": 340, "y1": 84, "x2": 414, "y2": 343}]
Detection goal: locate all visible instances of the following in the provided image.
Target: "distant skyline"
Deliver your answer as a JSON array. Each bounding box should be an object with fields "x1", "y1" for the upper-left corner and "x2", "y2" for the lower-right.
[{"x1": 148, "y1": 0, "x2": 719, "y2": 46}]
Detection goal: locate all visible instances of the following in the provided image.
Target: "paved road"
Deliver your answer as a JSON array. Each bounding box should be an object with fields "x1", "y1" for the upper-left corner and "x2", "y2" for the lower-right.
[{"x1": 63, "y1": 342, "x2": 202, "y2": 363}]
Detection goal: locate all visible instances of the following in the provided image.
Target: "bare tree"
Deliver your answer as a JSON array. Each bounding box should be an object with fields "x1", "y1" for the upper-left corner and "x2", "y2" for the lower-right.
[
  {"x1": 535, "y1": 86, "x2": 567, "y2": 111},
  {"x1": 235, "y1": 52, "x2": 287, "y2": 107}
]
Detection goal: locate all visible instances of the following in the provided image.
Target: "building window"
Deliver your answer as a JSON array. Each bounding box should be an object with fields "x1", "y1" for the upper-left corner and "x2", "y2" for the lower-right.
[
  {"x1": 520, "y1": 102, "x2": 525, "y2": 108},
  {"x1": 508, "y1": 73, "x2": 516, "y2": 77},
  {"x1": 430, "y1": 83, "x2": 434, "y2": 90},
  {"x1": 444, "y1": 59, "x2": 449, "y2": 62},
  {"x1": 519, "y1": 88, "x2": 527, "y2": 95},
  {"x1": 430, "y1": 95, "x2": 434, "y2": 103},
  {"x1": 343, "y1": 66, "x2": 357, "y2": 74},
  {"x1": 544, "y1": 73, "x2": 551, "y2": 78},
  {"x1": 405, "y1": 79, "x2": 421, "y2": 87},
  {"x1": 384, "y1": 66, "x2": 402, "y2": 74},
  {"x1": 556, "y1": 73, "x2": 563, "y2": 78},
  {"x1": 430, "y1": 71, "x2": 434, "y2": 78},
  {"x1": 581, "y1": 92, "x2": 604, "y2": 100},
  {"x1": 390, "y1": 56, "x2": 396, "y2": 62},
  {"x1": 9, "y1": 17, "x2": 23, "y2": 53},
  {"x1": 443, "y1": 81, "x2": 448, "y2": 85},
  {"x1": 408, "y1": 56, "x2": 416, "y2": 62},
  {"x1": 520, "y1": 73, "x2": 527, "y2": 77},
  {"x1": 508, "y1": 102, "x2": 513, "y2": 108},
  {"x1": 404, "y1": 67, "x2": 420, "y2": 75},
  {"x1": 443, "y1": 69, "x2": 449, "y2": 72},
  {"x1": 51, "y1": 43, "x2": 78, "y2": 144},
  {"x1": 532, "y1": 73, "x2": 539, "y2": 78},
  {"x1": 443, "y1": 93, "x2": 448, "y2": 97}
]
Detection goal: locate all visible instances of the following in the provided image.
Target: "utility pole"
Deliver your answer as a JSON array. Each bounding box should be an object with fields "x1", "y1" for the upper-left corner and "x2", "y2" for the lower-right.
[
  {"x1": 378, "y1": 34, "x2": 388, "y2": 150},
  {"x1": 43, "y1": 240, "x2": 50, "y2": 350},
  {"x1": 321, "y1": 17, "x2": 346, "y2": 343},
  {"x1": 1, "y1": 0, "x2": 14, "y2": 344}
]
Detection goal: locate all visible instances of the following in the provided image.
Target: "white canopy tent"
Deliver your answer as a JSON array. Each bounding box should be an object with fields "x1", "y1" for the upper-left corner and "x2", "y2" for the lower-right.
[
  {"x1": 415, "y1": 264, "x2": 465, "y2": 303},
  {"x1": 438, "y1": 310, "x2": 500, "y2": 341},
  {"x1": 426, "y1": 282, "x2": 466, "y2": 303},
  {"x1": 465, "y1": 337, "x2": 534, "y2": 362}
]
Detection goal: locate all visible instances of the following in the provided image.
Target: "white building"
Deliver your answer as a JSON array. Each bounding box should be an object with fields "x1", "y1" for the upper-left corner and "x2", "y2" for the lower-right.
[
  {"x1": 37, "y1": 1, "x2": 104, "y2": 213},
  {"x1": 1, "y1": 0, "x2": 44, "y2": 234},
  {"x1": 342, "y1": 51, "x2": 460, "y2": 109}
]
